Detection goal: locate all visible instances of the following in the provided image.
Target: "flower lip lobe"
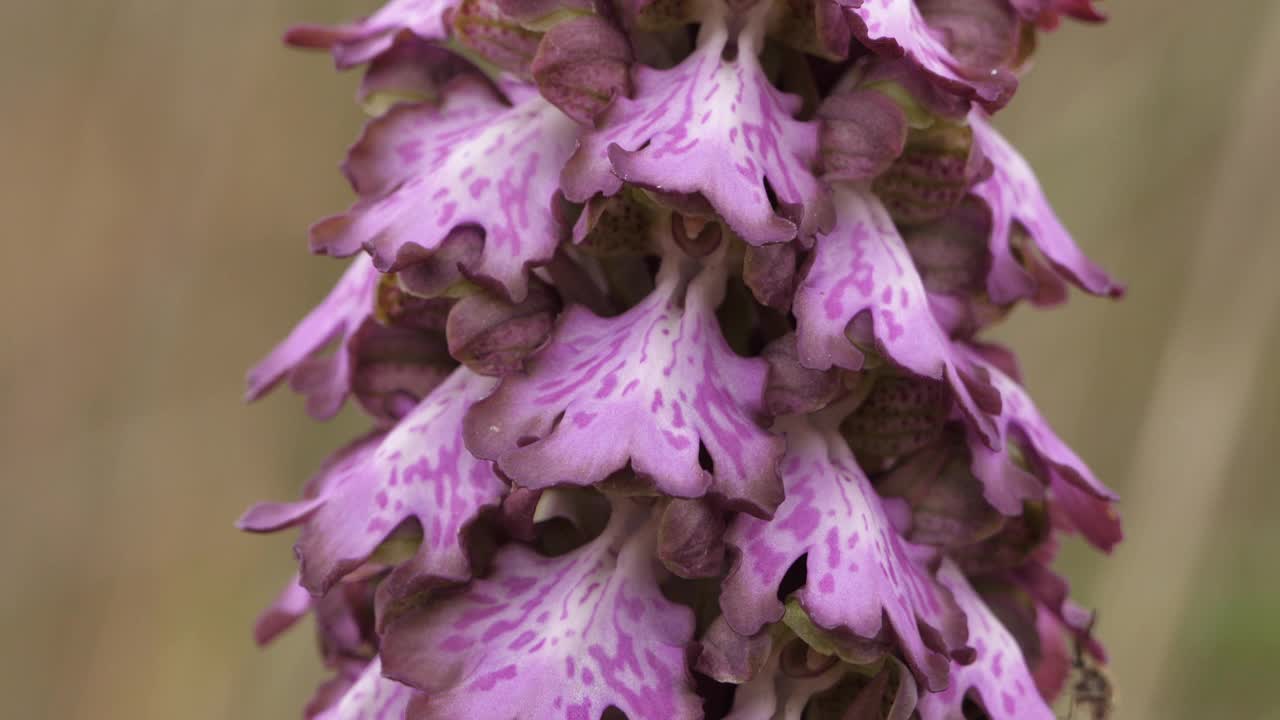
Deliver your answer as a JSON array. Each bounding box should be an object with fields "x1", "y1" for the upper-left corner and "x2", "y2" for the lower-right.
[
  {"x1": 381, "y1": 500, "x2": 702, "y2": 720},
  {"x1": 285, "y1": 0, "x2": 457, "y2": 69},
  {"x1": 561, "y1": 4, "x2": 832, "y2": 245},
  {"x1": 239, "y1": 369, "x2": 506, "y2": 600},
  {"x1": 464, "y1": 249, "x2": 786, "y2": 518},
  {"x1": 312, "y1": 76, "x2": 579, "y2": 303},
  {"x1": 721, "y1": 416, "x2": 969, "y2": 692}
]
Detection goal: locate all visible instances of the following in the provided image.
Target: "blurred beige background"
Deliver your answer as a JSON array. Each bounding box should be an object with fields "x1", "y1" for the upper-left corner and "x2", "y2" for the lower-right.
[{"x1": 1, "y1": 1, "x2": 1277, "y2": 718}]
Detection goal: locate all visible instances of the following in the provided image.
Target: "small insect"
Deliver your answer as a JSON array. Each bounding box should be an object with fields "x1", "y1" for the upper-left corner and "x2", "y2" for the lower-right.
[{"x1": 1067, "y1": 614, "x2": 1115, "y2": 720}]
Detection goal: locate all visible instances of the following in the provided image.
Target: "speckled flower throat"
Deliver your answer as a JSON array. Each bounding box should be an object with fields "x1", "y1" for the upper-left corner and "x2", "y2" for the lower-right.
[{"x1": 240, "y1": 0, "x2": 1123, "y2": 717}]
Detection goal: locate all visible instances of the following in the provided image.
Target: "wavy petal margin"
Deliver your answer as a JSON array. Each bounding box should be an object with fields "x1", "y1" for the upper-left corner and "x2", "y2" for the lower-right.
[
  {"x1": 969, "y1": 114, "x2": 1123, "y2": 304},
  {"x1": 381, "y1": 500, "x2": 701, "y2": 720},
  {"x1": 562, "y1": 9, "x2": 830, "y2": 244},
  {"x1": 467, "y1": 257, "x2": 785, "y2": 516},
  {"x1": 840, "y1": 0, "x2": 1017, "y2": 110},
  {"x1": 721, "y1": 416, "x2": 967, "y2": 691},
  {"x1": 239, "y1": 368, "x2": 506, "y2": 597},
  {"x1": 313, "y1": 78, "x2": 579, "y2": 301},
  {"x1": 794, "y1": 185, "x2": 1001, "y2": 445},
  {"x1": 916, "y1": 561, "x2": 1053, "y2": 719},
  {"x1": 246, "y1": 255, "x2": 379, "y2": 419}
]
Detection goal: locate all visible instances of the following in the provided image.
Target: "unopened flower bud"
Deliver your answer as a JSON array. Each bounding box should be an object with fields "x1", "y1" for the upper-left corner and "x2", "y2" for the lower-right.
[
  {"x1": 818, "y1": 88, "x2": 908, "y2": 182},
  {"x1": 762, "y1": 333, "x2": 842, "y2": 415},
  {"x1": 743, "y1": 241, "x2": 798, "y2": 311},
  {"x1": 349, "y1": 322, "x2": 457, "y2": 422},
  {"x1": 446, "y1": 279, "x2": 560, "y2": 375},
  {"x1": 658, "y1": 498, "x2": 726, "y2": 578},
  {"x1": 532, "y1": 15, "x2": 633, "y2": 124},
  {"x1": 696, "y1": 616, "x2": 773, "y2": 683}
]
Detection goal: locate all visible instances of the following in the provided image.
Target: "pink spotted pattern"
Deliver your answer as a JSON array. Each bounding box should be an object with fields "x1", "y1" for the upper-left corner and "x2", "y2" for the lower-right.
[
  {"x1": 916, "y1": 562, "x2": 1053, "y2": 720},
  {"x1": 313, "y1": 77, "x2": 579, "y2": 301},
  {"x1": 793, "y1": 186, "x2": 1000, "y2": 446},
  {"x1": 841, "y1": 0, "x2": 1015, "y2": 109},
  {"x1": 466, "y1": 262, "x2": 785, "y2": 517},
  {"x1": 561, "y1": 21, "x2": 827, "y2": 244},
  {"x1": 381, "y1": 503, "x2": 701, "y2": 720},
  {"x1": 239, "y1": 368, "x2": 505, "y2": 595},
  {"x1": 721, "y1": 417, "x2": 967, "y2": 692},
  {"x1": 969, "y1": 113, "x2": 1122, "y2": 304},
  {"x1": 961, "y1": 347, "x2": 1120, "y2": 526}
]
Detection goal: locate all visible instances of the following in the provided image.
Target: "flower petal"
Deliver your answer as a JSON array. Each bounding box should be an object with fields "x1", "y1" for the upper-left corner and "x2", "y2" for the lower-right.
[
  {"x1": 286, "y1": 0, "x2": 455, "y2": 69},
  {"x1": 841, "y1": 0, "x2": 1017, "y2": 110},
  {"x1": 253, "y1": 573, "x2": 314, "y2": 647},
  {"x1": 466, "y1": 253, "x2": 785, "y2": 517},
  {"x1": 961, "y1": 346, "x2": 1118, "y2": 508},
  {"x1": 240, "y1": 368, "x2": 506, "y2": 597},
  {"x1": 1009, "y1": 0, "x2": 1105, "y2": 29},
  {"x1": 245, "y1": 256, "x2": 379, "y2": 419},
  {"x1": 793, "y1": 185, "x2": 1000, "y2": 445},
  {"x1": 721, "y1": 416, "x2": 967, "y2": 691},
  {"x1": 916, "y1": 561, "x2": 1053, "y2": 719},
  {"x1": 314, "y1": 78, "x2": 579, "y2": 301},
  {"x1": 561, "y1": 10, "x2": 830, "y2": 244},
  {"x1": 969, "y1": 113, "x2": 1123, "y2": 303},
  {"x1": 380, "y1": 500, "x2": 701, "y2": 720}
]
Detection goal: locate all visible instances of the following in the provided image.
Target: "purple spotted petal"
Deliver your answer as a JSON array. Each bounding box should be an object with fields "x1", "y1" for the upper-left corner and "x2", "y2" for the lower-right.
[
  {"x1": 285, "y1": 0, "x2": 454, "y2": 69},
  {"x1": 841, "y1": 0, "x2": 1017, "y2": 110},
  {"x1": 961, "y1": 346, "x2": 1119, "y2": 510},
  {"x1": 916, "y1": 561, "x2": 1052, "y2": 720},
  {"x1": 239, "y1": 368, "x2": 505, "y2": 597},
  {"x1": 313, "y1": 657, "x2": 416, "y2": 720},
  {"x1": 561, "y1": 11, "x2": 831, "y2": 244},
  {"x1": 969, "y1": 114, "x2": 1123, "y2": 304},
  {"x1": 466, "y1": 257, "x2": 785, "y2": 517},
  {"x1": 245, "y1": 255, "x2": 379, "y2": 420},
  {"x1": 721, "y1": 416, "x2": 967, "y2": 691},
  {"x1": 793, "y1": 185, "x2": 1000, "y2": 446},
  {"x1": 380, "y1": 500, "x2": 701, "y2": 720},
  {"x1": 313, "y1": 77, "x2": 579, "y2": 301}
]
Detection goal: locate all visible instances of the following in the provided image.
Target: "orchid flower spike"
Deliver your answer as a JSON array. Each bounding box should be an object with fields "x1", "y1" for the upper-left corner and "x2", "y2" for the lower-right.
[{"x1": 241, "y1": 0, "x2": 1122, "y2": 716}]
